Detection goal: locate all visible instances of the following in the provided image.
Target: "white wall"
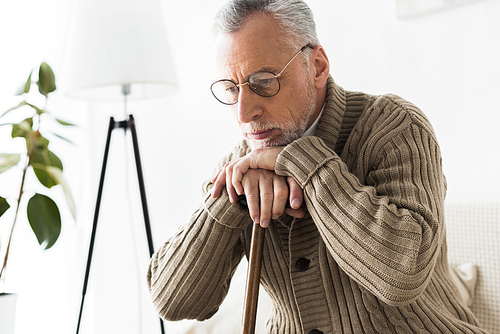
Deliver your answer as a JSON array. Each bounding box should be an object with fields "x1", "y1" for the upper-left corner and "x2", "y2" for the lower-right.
[
  {"x1": 309, "y1": 0, "x2": 500, "y2": 203},
  {"x1": 0, "y1": 0, "x2": 498, "y2": 334}
]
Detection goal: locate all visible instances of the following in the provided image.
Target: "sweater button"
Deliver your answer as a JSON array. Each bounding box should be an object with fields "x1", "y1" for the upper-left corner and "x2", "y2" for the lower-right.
[
  {"x1": 309, "y1": 330, "x2": 323, "y2": 334},
  {"x1": 295, "y1": 258, "x2": 310, "y2": 271}
]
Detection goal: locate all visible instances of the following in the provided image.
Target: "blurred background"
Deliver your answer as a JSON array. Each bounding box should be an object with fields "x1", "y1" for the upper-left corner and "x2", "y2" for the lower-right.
[{"x1": 0, "y1": 0, "x2": 498, "y2": 333}]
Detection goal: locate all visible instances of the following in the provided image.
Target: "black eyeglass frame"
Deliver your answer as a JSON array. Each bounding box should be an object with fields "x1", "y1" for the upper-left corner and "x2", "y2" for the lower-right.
[{"x1": 210, "y1": 44, "x2": 314, "y2": 105}]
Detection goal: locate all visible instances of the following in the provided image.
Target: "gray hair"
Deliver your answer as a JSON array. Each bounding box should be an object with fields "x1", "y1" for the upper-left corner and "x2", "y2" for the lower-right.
[{"x1": 212, "y1": 0, "x2": 320, "y2": 52}]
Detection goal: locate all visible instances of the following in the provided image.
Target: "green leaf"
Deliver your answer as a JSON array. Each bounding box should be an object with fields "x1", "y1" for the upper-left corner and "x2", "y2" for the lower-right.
[
  {"x1": 16, "y1": 71, "x2": 33, "y2": 95},
  {"x1": 31, "y1": 148, "x2": 63, "y2": 188},
  {"x1": 51, "y1": 133, "x2": 75, "y2": 146},
  {"x1": 37, "y1": 62, "x2": 56, "y2": 97},
  {"x1": 34, "y1": 134, "x2": 50, "y2": 150},
  {"x1": 11, "y1": 117, "x2": 33, "y2": 139},
  {"x1": 1, "y1": 101, "x2": 44, "y2": 118},
  {"x1": 55, "y1": 118, "x2": 75, "y2": 126},
  {"x1": 0, "y1": 196, "x2": 10, "y2": 217},
  {"x1": 27, "y1": 193, "x2": 61, "y2": 250},
  {"x1": 44, "y1": 166, "x2": 76, "y2": 220},
  {"x1": 0, "y1": 154, "x2": 21, "y2": 174},
  {"x1": 1, "y1": 101, "x2": 28, "y2": 118},
  {"x1": 25, "y1": 102, "x2": 45, "y2": 116}
]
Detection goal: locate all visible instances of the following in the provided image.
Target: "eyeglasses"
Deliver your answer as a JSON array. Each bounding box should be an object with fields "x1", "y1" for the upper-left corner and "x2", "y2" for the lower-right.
[{"x1": 210, "y1": 44, "x2": 313, "y2": 105}]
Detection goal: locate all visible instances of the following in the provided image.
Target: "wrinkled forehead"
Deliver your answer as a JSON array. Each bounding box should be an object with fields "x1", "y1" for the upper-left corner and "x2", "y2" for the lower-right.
[{"x1": 214, "y1": 13, "x2": 292, "y2": 78}]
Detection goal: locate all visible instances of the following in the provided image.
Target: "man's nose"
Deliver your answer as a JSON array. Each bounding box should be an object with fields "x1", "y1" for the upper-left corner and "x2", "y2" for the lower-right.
[{"x1": 236, "y1": 85, "x2": 262, "y2": 123}]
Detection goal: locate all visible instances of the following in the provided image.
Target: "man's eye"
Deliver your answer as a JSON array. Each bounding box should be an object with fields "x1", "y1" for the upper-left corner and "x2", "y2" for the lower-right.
[
  {"x1": 226, "y1": 85, "x2": 238, "y2": 93},
  {"x1": 254, "y1": 78, "x2": 273, "y2": 87}
]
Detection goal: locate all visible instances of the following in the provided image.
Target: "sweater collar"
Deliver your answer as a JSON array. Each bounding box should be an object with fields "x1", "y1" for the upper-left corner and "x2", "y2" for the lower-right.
[{"x1": 315, "y1": 75, "x2": 346, "y2": 152}]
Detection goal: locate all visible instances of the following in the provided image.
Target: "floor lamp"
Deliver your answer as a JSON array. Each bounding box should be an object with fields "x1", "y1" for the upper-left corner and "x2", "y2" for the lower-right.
[{"x1": 63, "y1": 0, "x2": 178, "y2": 333}]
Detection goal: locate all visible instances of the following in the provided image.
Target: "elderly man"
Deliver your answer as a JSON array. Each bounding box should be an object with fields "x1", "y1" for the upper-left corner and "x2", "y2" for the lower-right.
[{"x1": 148, "y1": 0, "x2": 487, "y2": 333}]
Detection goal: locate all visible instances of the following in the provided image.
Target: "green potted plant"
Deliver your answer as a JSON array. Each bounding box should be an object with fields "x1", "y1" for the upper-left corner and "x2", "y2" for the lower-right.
[{"x1": 0, "y1": 62, "x2": 76, "y2": 333}]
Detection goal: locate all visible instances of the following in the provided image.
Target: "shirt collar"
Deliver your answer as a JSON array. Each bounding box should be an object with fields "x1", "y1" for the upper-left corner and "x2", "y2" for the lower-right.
[{"x1": 302, "y1": 101, "x2": 326, "y2": 138}]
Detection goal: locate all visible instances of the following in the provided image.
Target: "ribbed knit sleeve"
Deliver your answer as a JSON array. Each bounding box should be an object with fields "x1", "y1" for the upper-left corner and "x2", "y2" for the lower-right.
[
  {"x1": 275, "y1": 95, "x2": 446, "y2": 307},
  {"x1": 147, "y1": 141, "x2": 253, "y2": 321}
]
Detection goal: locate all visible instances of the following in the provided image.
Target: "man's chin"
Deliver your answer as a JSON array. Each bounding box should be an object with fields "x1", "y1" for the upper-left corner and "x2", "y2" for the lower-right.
[
  {"x1": 249, "y1": 136, "x2": 297, "y2": 150},
  {"x1": 249, "y1": 140, "x2": 270, "y2": 150}
]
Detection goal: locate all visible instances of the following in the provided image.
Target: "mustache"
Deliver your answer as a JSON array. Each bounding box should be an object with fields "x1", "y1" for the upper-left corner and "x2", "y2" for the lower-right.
[{"x1": 241, "y1": 120, "x2": 295, "y2": 134}]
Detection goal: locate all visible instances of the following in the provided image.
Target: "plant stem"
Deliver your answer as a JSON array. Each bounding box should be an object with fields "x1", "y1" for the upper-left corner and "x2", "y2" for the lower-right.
[
  {"x1": 0, "y1": 130, "x2": 39, "y2": 280},
  {"x1": 0, "y1": 159, "x2": 29, "y2": 280}
]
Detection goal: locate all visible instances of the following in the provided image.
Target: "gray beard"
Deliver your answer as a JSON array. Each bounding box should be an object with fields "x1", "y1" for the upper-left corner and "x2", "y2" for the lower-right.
[
  {"x1": 249, "y1": 110, "x2": 314, "y2": 150},
  {"x1": 249, "y1": 96, "x2": 317, "y2": 150}
]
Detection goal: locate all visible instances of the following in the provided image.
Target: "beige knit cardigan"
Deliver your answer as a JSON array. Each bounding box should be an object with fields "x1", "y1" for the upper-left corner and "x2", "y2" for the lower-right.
[{"x1": 148, "y1": 77, "x2": 487, "y2": 333}]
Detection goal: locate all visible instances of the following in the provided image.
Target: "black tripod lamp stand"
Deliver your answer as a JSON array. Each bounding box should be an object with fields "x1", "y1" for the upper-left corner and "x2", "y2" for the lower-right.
[{"x1": 75, "y1": 108, "x2": 164, "y2": 334}]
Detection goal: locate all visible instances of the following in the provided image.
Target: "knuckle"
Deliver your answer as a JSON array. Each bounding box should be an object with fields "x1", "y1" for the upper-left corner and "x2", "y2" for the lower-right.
[
  {"x1": 246, "y1": 194, "x2": 260, "y2": 202},
  {"x1": 246, "y1": 169, "x2": 257, "y2": 177},
  {"x1": 260, "y1": 191, "x2": 274, "y2": 201},
  {"x1": 274, "y1": 188, "x2": 289, "y2": 200}
]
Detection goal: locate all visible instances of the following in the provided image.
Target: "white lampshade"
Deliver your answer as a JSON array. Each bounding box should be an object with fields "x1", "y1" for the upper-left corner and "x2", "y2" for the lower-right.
[{"x1": 64, "y1": 0, "x2": 178, "y2": 100}]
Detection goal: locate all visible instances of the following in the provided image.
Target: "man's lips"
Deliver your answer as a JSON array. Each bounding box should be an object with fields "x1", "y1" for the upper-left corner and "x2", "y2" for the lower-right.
[{"x1": 246, "y1": 129, "x2": 275, "y2": 141}]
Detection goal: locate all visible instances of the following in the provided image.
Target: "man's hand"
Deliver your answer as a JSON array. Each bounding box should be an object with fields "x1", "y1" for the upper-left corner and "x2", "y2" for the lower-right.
[
  {"x1": 211, "y1": 147, "x2": 283, "y2": 200},
  {"x1": 240, "y1": 170, "x2": 305, "y2": 227},
  {"x1": 231, "y1": 147, "x2": 283, "y2": 195},
  {"x1": 211, "y1": 149, "x2": 305, "y2": 227}
]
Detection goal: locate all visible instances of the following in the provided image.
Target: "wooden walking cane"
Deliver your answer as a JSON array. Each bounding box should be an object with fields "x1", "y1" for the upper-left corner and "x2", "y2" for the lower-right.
[
  {"x1": 242, "y1": 223, "x2": 266, "y2": 334},
  {"x1": 239, "y1": 195, "x2": 266, "y2": 334}
]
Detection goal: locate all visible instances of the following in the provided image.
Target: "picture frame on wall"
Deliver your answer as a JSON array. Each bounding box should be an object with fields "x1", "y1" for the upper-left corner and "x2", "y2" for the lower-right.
[{"x1": 396, "y1": 0, "x2": 482, "y2": 18}]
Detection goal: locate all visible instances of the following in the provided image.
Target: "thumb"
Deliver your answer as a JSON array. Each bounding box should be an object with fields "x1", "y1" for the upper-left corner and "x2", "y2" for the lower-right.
[{"x1": 286, "y1": 176, "x2": 303, "y2": 209}]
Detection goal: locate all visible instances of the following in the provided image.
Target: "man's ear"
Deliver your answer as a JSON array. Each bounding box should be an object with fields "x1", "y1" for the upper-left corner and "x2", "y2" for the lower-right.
[{"x1": 312, "y1": 45, "x2": 330, "y2": 89}]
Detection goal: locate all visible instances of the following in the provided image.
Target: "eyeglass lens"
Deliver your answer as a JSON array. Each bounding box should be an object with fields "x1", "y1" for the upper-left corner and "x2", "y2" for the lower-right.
[
  {"x1": 211, "y1": 80, "x2": 239, "y2": 105},
  {"x1": 249, "y1": 72, "x2": 279, "y2": 96},
  {"x1": 211, "y1": 72, "x2": 280, "y2": 105}
]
